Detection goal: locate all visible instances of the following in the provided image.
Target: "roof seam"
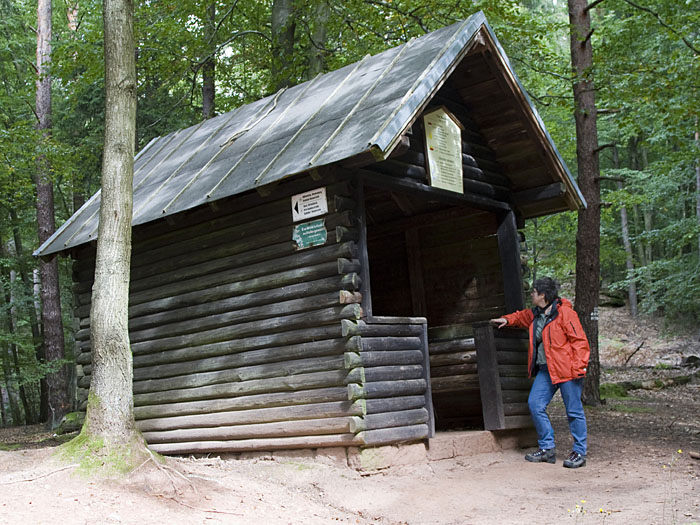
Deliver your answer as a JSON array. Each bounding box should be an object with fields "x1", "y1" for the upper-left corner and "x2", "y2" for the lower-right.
[
  {"x1": 254, "y1": 54, "x2": 372, "y2": 186},
  {"x1": 204, "y1": 75, "x2": 322, "y2": 200},
  {"x1": 130, "y1": 120, "x2": 208, "y2": 222},
  {"x1": 160, "y1": 105, "x2": 246, "y2": 215},
  {"x1": 161, "y1": 90, "x2": 288, "y2": 214},
  {"x1": 308, "y1": 42, "x2": 416, "y2": 168},
  {"x1": 367, "y1": 17, "x2": 473, "y2": 151}
]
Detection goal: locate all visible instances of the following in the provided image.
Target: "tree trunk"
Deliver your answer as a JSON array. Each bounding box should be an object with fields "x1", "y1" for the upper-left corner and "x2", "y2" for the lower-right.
[
  {"x1": 7, "y1": 216, "x2": 44, "y2": 422},
  {"x1": 2, "y1": 346, "x2": 21, "y2": 425},
  {"x1": 0, "y1": 384, "x2": 6, "y2": 427},
  {"x1": 613, "y1": 146, "x2": 638, "y2": 316},
  {"x1": 202, "y1": 1, "x2": 216, "y2": 119},
  {"x1": 82, "y1": 0, "x2": 143, "y2": 453},
  {"x1": 271, "y1": 0, "x2": 296, "y2": 91},
  {"x1": 308, "y1": 0, "x2": 330, "y2": 77},
  {"x1": 695, "y1": 120, "x2": 699, "y2": 255},
  {"x1": 568, "y1": 0, "x2": 601, "y2": 406},
  {"x1": 36, "y1": 0, "x2": 69, "y2": 427}
]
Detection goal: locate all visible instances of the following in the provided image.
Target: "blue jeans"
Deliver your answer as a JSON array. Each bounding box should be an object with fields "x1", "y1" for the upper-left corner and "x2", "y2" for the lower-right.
[{"x1": 528, "y1": 366, "x2": 587, "y2": 456}]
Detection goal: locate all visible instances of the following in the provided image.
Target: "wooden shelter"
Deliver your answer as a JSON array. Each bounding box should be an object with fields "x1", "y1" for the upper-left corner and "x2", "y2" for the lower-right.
[{"x1": 36, "y1": 12, "x2": 585, "y2": 455}]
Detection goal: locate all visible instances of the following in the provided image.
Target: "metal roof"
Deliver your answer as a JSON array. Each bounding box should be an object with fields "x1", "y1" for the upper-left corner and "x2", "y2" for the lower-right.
[{"x1": 36, "y1": 12, "x2": 583, "y2": 257}]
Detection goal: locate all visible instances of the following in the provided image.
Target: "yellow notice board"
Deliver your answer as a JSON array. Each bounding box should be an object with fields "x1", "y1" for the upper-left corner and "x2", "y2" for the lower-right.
[{"x1": 423, "y1": 107, "x2": 464, "y2": 193}]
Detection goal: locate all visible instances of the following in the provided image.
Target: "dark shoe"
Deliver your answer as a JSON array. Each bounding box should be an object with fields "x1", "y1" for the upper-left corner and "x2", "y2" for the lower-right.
[
  {"x1": 525, "y1": 448, "x2": 556, "y2": 463},
  {"x1": 563, "y1": 451, "x2": 586, "y2": 468}
]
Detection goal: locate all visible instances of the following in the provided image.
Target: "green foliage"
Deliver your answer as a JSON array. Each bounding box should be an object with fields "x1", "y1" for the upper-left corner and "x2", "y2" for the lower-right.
[{"x1": 599, "y1": 382, "x2": 629, "y2": 399}]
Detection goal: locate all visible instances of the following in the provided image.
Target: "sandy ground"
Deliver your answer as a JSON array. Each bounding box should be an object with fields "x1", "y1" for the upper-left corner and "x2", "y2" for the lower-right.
[{"x1": 0, "y1": 307, "x2": 698, "y2": 524}]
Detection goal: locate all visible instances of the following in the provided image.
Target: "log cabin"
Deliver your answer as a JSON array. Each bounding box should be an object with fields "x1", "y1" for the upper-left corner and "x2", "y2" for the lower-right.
[{"x1": 36, "y1": 12, "x2": 586, "y2": 455}]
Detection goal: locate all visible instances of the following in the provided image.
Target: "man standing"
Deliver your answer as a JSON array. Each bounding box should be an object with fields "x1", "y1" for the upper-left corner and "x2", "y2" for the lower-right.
[{"x1": 491, "y1": 277, "x2": 590, "y2": 468}]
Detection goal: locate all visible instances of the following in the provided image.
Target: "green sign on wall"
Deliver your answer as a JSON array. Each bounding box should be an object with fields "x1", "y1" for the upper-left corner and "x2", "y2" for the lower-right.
[{"x1": 292, "y1": 219, "x2": 327, "y2": 250}]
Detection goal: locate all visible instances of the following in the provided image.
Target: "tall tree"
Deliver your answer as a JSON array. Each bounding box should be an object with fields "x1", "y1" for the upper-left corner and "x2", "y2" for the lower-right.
[
  {"x1": 202, "y1": 1, "x2": 216, "y2": 119},
  {"x1": 35, "y1": 0, "x2": 69, "y2": 425},
  {"x1": 271, "y1": 0, "x2": 296, "y2": 90},
  {"x1": 612, "y1": 146, "x2": 638, "y2": 316},
  {"x1": 308, "y1": 0, "x2": 330, "y2": 77},
  {"x1": 78, "y1": 0, "x2": 146, "y2": 462},
  {"x1": 568, "y1": 0, "x2": 601, "y2": 405}
]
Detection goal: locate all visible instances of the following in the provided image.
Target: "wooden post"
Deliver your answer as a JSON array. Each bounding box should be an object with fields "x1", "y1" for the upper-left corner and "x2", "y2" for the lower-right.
[
  {"x1": 419, "y1": 321, "x2": 435, "y2": 437},
  {"x1": 405, "y1": 228, "x2": 427, "y2": 317},
  {"x1": 497, "y1": 210, "x2": 524, "y2": 312},
  {"x1": 355, "y1": 178, "x2": 372, "y2": 317},
  {"x1": 474, "y1": 322, "x2": 505, "y2": 430}
]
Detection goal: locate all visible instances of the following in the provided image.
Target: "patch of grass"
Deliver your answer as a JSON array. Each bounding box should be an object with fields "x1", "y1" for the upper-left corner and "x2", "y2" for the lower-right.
[
  {"x1": 57, "y1": 427, "x2": 151, "y2": 478},
  {"x1": 608, "y1": 403, "x2": 655, "y2": 414},
  {"x1": 599, "y1": 382, "x2": 629, "y2": 399},
  {"x1": 0, "y1": 443, "x2": 22, "y2": 451},
  {"x1": 654, "y1": 363, "x2": 672, "y2": 370}
]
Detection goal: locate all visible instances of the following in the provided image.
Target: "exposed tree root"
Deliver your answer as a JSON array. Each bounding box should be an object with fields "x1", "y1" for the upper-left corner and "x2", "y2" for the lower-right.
[{"x1": 0, "y1": 464, "x2": 78, "y2": 485}]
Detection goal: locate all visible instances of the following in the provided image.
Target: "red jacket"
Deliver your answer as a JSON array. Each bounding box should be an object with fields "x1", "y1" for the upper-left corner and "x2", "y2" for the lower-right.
[{"x1": 503, "y1": 298, "x2": 590, "y2": 385}]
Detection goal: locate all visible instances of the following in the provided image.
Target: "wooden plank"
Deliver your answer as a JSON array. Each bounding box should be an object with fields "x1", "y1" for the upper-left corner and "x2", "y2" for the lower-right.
[
  {"x1": 500, "y1": 377, "x2": 532, "y2": 390},
  {"x1": 497, "y1": 210, "x2": 525, "y2": 313},
  {"x1": 356, "y1": 179, "x2": 373, "y2": 317},
  {"x1": 501, "y1": 389, "x2": 530, "y2": 404},
  {"x1": 503, "y1": 402, "x2": 530, "y2": 417},
  {"x1": 78, "y1": 290, "x2": 361, "y2": 343},
  {"x1": 405, "y1": 228, "x2": 427, "y2": 317},
  {"x1": 429, "y1": 363, "x2": 478, "y2": 377},
  {"x1": 497, "y1": 364, "x2": 528, "y2": 377},
  {"x1": 503, "y1": 415, "x2": 533, "y2": 429},
  {"x1": 125, "y1": 326, "x2": 345, "y2": 369},
  {"x1": 429, "y1": 351, "x2": 477, "y2": 367},
  {"x1": 429, "y1": 338, "x2": 475, "y2": 355},
  {"x1": 344, "y1": 350, "x2": 424, "y2": 368},
  {"x1": 359, "y1": 170, "x2": 511, "y2": 214},
  {"x1": 137, "y1": 400, "x2": 361, "y2": 432},
  {"x1": 474, "y1": 323, "x2": 505, "y2": 430},
  {"x1": 134, "y1": 369, "x2": 358, "y2": 407},
  {"x1": 134, "y1": 386, "x2": 349, "y2": 420},
  {"x1": 362, "y1": 365, "x2": 424, "y2": 383},
  {"x1": 80, "y1": 304, "x2": 362, "y2": 355},
  {"x1": 359, "y1": 336, "x2": 422, "y2": 351},
  {"x1": 429, "y1": 375, "x2": 480, "y2": 393},
  {"x1": 142, "y1": 416, "x2": 351, "y2": 444},
  {"x1": 357, "y1": 423, "x2": 429, "y2": 446},
  {"x1": 341, "y1": 320, "x2": 423, "y2": 337},
  {"x1": 132, "y1": 355, "x2": 346, "y2": 395},
  {"x1": 350, "y1": 408, "x2": 429, "y2": 433},
  {"x1": 496, "y1": 350, "x2": 528, "y2": 365},
  {"x1": 76, "y1": 240, "x2": 358, "y2": 313},
  {"x1": 363, "y1": 396, "x2": 426, "y2": 414},
  {"x1": 347, "y1": 379, "x2": 427, "y2": 400},
  {"x1": 148, "y1": 433, "x2": 361, "y2": 455}
]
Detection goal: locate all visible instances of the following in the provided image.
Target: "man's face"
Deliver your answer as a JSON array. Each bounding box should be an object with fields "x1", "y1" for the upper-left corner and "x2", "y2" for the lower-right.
[{"x1": 531, "y1": 289, "x2": 547, "y2": 308}]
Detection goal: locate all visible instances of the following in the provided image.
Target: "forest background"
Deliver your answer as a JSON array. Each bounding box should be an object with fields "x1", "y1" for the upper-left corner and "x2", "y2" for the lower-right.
[{"x1": 0, "y1": 0, "x2": 698, "y2": 427}]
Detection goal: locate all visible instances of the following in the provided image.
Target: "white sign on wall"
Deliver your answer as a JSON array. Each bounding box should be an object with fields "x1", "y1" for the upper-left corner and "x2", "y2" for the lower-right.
[
  {"x1": 291, "y1": 187, "x2": 328, "y2": 222},
  {"x1": 423, "y1": 107, "x2": 464, "y2": 194}
]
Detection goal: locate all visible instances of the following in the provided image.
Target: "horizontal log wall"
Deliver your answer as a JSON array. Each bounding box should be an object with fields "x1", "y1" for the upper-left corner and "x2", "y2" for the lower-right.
[
  {"x1": 74, "y1": 177, "x2": 375, "y2": 454},
  {"x1": 73, "y1": 176, "x2": 434, "y2": 454},
  {"x1": 342, "y1": 317, "x2": 432, "y2": 446}
]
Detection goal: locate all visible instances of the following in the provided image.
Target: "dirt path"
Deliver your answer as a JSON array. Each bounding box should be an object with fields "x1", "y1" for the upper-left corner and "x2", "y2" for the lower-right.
[{"x1": 0, "y1": 369, "x2": 698, "y2": 525}]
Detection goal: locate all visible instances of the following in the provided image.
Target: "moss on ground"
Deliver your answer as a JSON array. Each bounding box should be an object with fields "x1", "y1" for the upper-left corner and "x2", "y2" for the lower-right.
[
  {"x1": 608, "y1": 403, "x2": 656, "y2": 414},
  {"x1": 599, "y1": 382, "x2": 630, "y2": 399},
  {"x1": 57, "y1": 427, "x2": 152, "y2": 478}
]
